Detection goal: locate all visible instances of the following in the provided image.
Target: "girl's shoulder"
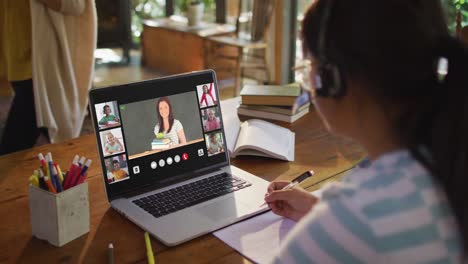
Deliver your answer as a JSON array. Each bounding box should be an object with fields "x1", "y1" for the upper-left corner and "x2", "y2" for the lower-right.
[{"x1": 320, "y1": 149, "x2": 443, "y2": 228}]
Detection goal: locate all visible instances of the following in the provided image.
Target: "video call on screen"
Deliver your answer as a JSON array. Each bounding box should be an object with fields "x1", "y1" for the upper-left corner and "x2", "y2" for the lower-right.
[{"x1": 94, "y1": 82, "x2": 226, "y2": 185}]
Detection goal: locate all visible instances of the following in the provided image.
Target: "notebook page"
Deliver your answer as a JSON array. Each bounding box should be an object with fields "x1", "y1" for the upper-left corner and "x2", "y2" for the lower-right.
[{"x1": 213, "y1": 189, "x2": 322, "y2": 263}]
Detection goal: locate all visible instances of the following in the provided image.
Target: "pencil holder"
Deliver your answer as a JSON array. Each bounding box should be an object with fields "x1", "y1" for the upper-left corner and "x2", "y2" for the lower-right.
[{"x1": 28, "y1": 182, "x2": 90, "y2": 247}]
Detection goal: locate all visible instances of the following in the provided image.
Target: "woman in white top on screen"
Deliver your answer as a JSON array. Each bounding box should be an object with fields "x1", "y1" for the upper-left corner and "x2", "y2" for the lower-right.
[{"x1": 153, "y1": 97, "x2": 187, "y2": 146}]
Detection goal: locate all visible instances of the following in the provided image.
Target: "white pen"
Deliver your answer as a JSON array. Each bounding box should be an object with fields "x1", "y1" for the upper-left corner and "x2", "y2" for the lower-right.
[{"x1": 261, "y1": 170, "x2": 315, "y2": 207}]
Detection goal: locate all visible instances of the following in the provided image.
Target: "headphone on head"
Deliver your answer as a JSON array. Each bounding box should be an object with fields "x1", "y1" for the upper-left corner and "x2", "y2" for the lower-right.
[{"x1": 315, "y1": 0, "x2": 346, "y2": 98}]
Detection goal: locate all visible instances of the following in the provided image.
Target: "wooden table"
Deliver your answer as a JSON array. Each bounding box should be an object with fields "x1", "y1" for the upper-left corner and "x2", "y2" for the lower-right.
[
  {"x1": 141, "y1": 16, "x2": 235, "y2": 74},
  {"x1": 0, "y1": 107, "x2": 366, "y2": 263}
]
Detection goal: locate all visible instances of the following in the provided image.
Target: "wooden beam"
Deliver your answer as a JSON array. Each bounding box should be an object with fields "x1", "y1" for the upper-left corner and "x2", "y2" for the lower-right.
[
  {"x1": 166, "y1": 0, "x2": 174, "y2": 17},
  {"x1": 273, "y1": 0, "x2": 296, "y2": 85},
  {"x1": 215, "y1": 0, "x2": 226, "y2": 23}
]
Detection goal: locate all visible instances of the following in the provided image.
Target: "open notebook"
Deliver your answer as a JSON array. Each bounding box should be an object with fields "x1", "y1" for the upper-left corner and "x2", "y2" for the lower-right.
[
  {"x1": 213, "y1": 189, "x2": 322, "y2": 263},
  {"x1": 221, "y1": 98, "x2": 295, "y2": 161}
]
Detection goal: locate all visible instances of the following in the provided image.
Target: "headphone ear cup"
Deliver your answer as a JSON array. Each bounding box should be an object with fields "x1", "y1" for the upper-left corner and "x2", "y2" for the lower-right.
[
  {"x1": 316, "y1": 63, "x2": 345, "y2": 97},
  {"x1": 329, "y1": 64, "x2": 345, "y2": 97}
]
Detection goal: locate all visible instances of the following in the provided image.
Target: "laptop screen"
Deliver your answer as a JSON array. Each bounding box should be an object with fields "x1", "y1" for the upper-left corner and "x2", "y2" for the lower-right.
[{"x1": 89, "y1": 71, "x2": 229, "y2": 200}]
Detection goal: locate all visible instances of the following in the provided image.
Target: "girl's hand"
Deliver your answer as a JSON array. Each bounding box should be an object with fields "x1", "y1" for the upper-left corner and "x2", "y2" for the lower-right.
[{"x1": 264, "y1": 181, "x2": 319, "y2": 221}]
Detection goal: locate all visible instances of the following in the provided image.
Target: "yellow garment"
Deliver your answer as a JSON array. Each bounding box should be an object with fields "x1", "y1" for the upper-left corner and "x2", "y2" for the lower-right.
[
  {"x1": 0, "y1": 0, "x2": 32, "y2": 81},
  {"x1": 112, "y1": 169, "x2": 128, "y2": 180}
]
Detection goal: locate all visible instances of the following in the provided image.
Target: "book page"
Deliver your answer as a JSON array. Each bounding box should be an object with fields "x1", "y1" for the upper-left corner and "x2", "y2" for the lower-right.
[
  {"x1": 213, "y1": 189, "x2": 322, "y2": 263},
  {"x1": 234, "y1": 119, "x2": 294, "y2": 161},
  {"x1": 220, "y1": 97, "x2": 242, "y2": 154}
]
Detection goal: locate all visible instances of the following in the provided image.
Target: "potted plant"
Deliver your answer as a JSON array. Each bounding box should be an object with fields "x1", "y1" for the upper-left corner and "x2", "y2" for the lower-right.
[{"x1": 185, "y1": 0, "x2": 204, "y2": 26}]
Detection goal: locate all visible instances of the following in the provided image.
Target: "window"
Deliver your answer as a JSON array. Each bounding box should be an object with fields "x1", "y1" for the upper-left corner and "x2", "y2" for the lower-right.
[
  {"x1": 295, "y1": 0, "x2": 315, "y2": 82},
  {"x1": 132, "y1": 0, "x2": 166, "y2": 42}
]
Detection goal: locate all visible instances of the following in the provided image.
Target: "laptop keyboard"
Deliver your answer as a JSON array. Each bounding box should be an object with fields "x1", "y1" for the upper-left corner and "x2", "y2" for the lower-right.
[{"x1": 132, "y1": 173, "x2": 252, "y2": 218}]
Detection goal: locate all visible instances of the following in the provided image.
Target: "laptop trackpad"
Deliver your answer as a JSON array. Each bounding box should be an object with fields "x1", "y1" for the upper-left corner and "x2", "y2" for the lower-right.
[{"x1": 196, "y1": 197, "x2": 250, "y2": 222}]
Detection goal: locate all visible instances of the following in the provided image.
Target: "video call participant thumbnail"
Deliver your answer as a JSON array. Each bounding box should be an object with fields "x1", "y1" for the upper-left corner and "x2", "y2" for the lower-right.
[
  {"x1": 99, "y1": 104, "x2": 120, "y2": 125},
  {"x1": 111, "y1": 160, "x2": 128, "y2": 181},
  {"x1": 197, "y1": 83, "x2": 217, "y2": 108},
  {"x1": 202, "y1": 108, "x2": 221, "y2": 132},
  {"x1": 206, "y1": 132, "x2": 225, "y2": 156},
  {"x1": 101, "y1": 128, "x2": 125, "y2": 157},
  {"x1": 105, "y1": 155, "x2": 129, "y2": 184},
  {"x1": 95, "y1": 101, "x2": 121, "y2": 129}
]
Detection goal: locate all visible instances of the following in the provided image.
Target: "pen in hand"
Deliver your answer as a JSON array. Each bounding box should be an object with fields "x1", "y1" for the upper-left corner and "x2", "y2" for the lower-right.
[{"x1": 260, "y1": 170, "x2": 315, "y2": 207}]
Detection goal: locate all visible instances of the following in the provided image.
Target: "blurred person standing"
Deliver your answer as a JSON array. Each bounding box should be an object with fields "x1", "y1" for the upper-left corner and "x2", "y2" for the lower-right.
[{"x1": 0, "y1": 0, "x2": 97, "y2": 155}]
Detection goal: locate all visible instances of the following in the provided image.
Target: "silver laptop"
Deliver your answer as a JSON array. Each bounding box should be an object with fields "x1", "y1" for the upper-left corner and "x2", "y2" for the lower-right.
[{"x1": 89, "y1": 70, "x2": 270, "y2": 246}]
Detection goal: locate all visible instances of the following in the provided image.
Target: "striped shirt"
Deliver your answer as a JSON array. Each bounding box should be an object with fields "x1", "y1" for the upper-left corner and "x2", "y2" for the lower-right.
[{"x1": 272, "y1": 150, "x2": 462, "y2": 263}]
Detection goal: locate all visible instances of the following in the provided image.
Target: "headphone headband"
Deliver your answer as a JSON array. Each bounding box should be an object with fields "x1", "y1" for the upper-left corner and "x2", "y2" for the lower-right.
[
  {"x1": 318, "y1": 0, "x2": 333, "y2": 63},
  {"x1": 315, "y1": 0, "x2": 346, "y2": 98}
]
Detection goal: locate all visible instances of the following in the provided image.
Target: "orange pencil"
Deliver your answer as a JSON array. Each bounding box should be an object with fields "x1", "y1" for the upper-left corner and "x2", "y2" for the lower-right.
[{"x1": 44, "y1": 176, "x2": 57, "y2": 194}]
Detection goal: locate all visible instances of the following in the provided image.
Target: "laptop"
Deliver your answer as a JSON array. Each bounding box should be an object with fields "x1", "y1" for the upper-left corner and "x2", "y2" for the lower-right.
[{"x1": 89, "y1": 70, "x2": 270, "y2": 246}]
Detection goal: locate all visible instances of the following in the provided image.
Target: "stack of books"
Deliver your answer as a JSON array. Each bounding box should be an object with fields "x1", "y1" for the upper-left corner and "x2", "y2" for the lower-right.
[
  {"x1": 151, "y1": 138, "x2": 171, "y2": 150},
  {"x1": 237, "y1": 83, "x2": 310, "y2": 123}
]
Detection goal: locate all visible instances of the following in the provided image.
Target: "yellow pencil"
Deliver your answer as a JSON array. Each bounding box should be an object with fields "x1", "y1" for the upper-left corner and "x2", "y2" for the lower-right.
[
  {"x1": 29, "y1": 175, "x2": 39, "y2": 187},
  {"x1": 144, "y1": 232, "x2": 155, "y2": 264},
  {"x1": 56, "y1": 164, "x2": 64, "y2": 182}
]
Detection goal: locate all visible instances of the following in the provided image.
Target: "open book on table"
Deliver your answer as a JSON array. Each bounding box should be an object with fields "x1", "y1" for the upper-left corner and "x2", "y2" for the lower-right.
[
  {"x1": 220, "y1": 97, "x2": 295, "y2": 161},
  {"x1": 226, "y1": 119, "x2": 295, "y2": 161}
]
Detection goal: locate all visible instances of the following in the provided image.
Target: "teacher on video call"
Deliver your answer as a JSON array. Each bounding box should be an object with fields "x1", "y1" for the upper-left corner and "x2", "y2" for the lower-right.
[{"x1": 154, "y1": 97, "x2": 187, "y2": 146}]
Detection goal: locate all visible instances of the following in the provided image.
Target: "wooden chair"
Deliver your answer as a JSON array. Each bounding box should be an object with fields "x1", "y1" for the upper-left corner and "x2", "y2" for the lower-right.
[{"x1": 207, "y1": 0, "x2": 275, "y2": 95}]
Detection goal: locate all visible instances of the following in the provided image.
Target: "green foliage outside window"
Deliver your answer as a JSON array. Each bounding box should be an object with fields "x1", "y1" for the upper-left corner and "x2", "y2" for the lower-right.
[
  {"x1": 442, "y1": 0, "x2": 468, "y2": 32},
  {"x1": 131, "y1": 0, "x2": 166, "y2": 43}
]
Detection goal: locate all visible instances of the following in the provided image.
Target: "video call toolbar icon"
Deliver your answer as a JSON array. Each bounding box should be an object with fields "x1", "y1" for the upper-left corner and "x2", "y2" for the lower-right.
[
  {"x1": 133, "y1": 166, "x2": 140, "y2": 174},
  {"x1": 174, "y1": 155, "x2": 181, "y2": 163},
  {"x1": 198, "y1": 149, "x2": 204, "y2": 156},
  {"x1": 182, "y1": 153, "x2": 189, "y2": 161},
  {"x1": 167, "y1": 157, "x2": 173, "y2": 165},
  {"x1": 150, "y1": 161, "x2": 157, "y2": 169}
]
